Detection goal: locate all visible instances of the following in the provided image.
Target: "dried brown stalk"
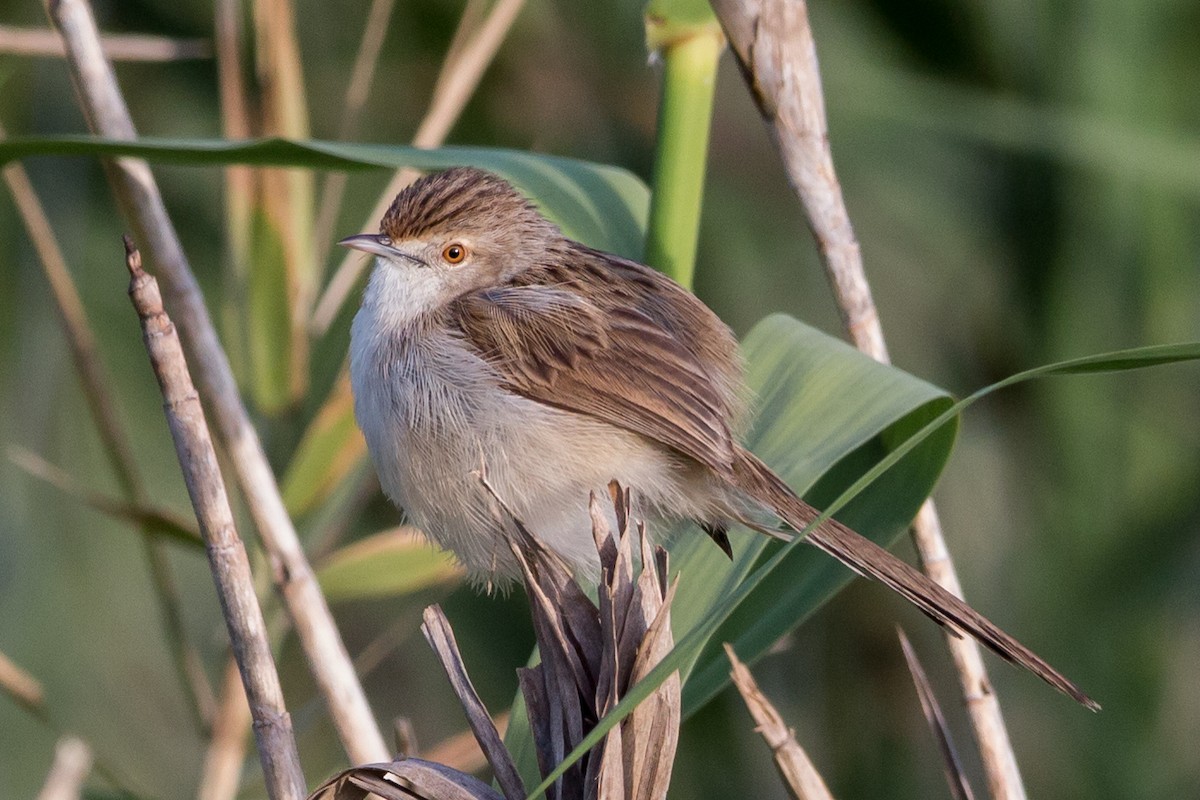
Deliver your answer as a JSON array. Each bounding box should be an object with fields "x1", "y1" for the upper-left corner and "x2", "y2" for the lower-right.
[
  {"x1": 124, "y1": 239, "x2": 306, "y2": 800},
  {"x1": 35, "y1": 736, "x2": 92, "y2": 800},
  {"x1": 0, "y1": 24, "x2": 209, "y2": 60},
  {"x1": 899, "y1": 628, "x2": 976, "y2": 800},
  {"x1": 2, "y1": 119, "x2": 214, "y2": 729},
  {"x1": 45, "y1": 0, "x2": 388, "y2": 764},
  {"x1": 725, "y1": 645, "x2": 834, "y2": 800},
  {"x1": 311, "y1": 0, "x2": 527, "y2": 334},
  {"x1": 708, "y1": 2, "x2": 1028, "y2": 796},
  {"x1": 312, "y1": 483, "x2": 681, "y2": 800}
]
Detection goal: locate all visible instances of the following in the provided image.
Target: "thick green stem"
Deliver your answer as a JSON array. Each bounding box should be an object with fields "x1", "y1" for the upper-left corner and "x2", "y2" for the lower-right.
[{"x1": 644, "y1": 29, "x2": 723, "y2": 289}]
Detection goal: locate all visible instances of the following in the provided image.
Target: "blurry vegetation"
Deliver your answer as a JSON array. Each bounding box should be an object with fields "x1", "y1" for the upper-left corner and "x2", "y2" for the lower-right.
[{"x1": 1, "y1": 1, "x2": 1198, "y2": 799}]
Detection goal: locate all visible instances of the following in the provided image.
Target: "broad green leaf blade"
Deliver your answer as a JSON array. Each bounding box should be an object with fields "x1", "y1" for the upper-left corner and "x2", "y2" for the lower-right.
[
  {"x1": 523, "y1": 337, "x2": 1200, "y2": 799},
  {"x1": 281, "y1": 372, "x2": 365, "y2": 517},
  {"x1": 317, "y1": 527, "x2": 462, "y2": 602},
  {"x1": 0, "y1": 136, "x2": 650, "y2": 259},
  {"x1": 246, "y1": 209, "x2": 295, "y2": 413}
]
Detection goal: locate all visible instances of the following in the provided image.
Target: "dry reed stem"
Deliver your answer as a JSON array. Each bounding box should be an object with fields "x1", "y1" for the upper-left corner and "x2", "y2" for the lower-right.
[
  {"x1": 725, "y1": 644, "x2": 834, "y2": 800},
  {"x1": 124, "y1": 240, "x2": 306, "y2": 800},
  {"x1": 311, "y1": 0, "x2": 527, "y2": 334},
  {"x1": 898, "y1": 628, "x2": 976, "y2": 800},
  {"x1": 0, "y1": 24, "x2": 209, "y2": 60},
  {"x1": 0, "y1": 648, "x2": 45, "y2": 712},
  {"x1": 45, "y1": 0, "x2": 388, "y2": 764},
  {"x1": 198, "y1": 658, "x2": 254, "y2": 800},
  {"x1": 2, "y1": 119, "x2": 215, "y2": 729},
  {"x1": 708, "y1": 2, "x2": 1028, "y2": 797},
  {"x1": 35, "y1": 736, "x2": 92, "y2": 800}
]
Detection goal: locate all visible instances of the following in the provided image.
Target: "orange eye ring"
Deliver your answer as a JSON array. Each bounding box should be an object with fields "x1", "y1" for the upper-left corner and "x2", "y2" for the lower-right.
[{"x1": 442, "y1": 243, "x2": 467, "y2": 264}]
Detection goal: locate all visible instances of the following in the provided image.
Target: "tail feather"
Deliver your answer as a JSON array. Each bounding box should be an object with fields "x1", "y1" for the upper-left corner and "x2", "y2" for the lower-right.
[{"x1": 732, "y1": 450, "x2": 1098, "y2": 711}]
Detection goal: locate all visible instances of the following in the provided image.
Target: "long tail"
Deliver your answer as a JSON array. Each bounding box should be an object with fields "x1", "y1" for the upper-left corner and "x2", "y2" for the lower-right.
[{"x1": 732, "y1": 450, "x2": 1098, "y2": 710}]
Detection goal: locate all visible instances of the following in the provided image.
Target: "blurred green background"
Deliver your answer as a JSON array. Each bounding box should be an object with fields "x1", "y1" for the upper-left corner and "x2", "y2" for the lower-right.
[{"x1": 2, "y1": 0, "x2": 1198, "y2": 798}]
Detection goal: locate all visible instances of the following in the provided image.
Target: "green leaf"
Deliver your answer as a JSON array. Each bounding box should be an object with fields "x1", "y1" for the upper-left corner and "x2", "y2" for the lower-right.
[
  {"x1": 281, "y1": 372, "x2": 364, "y2": 517},
  {"x1": 0, "y1": 136, "x2": 650, "y2": 259},
  {"x1": 246, "y1": 209, "x2": 294, "y2": 413},
  {"x1": 317, "y1": 528, "x2": 462, "y2": 602},
  {"x1": 508, "y1": 313, "x2": 956, "y2": 789},
  {"x1": 522, "y1": 334, "x2": 1200, "y2": 799}
]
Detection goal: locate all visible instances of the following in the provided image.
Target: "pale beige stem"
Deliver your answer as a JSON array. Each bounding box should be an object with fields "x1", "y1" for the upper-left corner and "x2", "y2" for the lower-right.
[
  {"x1": 36, "y1": 736, "x2": 92, "y2": 800},
  {"x1": 125, "y1": 241, "x2": 306, "y2": 800},
  {"x1": 197, "y1": 657, "x2": 253, "y2": 800},
  {"x1": 0, "y1": 24, "x2": 209, "y2": 60},
  {"x1": 45, "y1": 0, "x2": 388, "y2": 764},
  {"x1": 708, "y1": 2, "x2": 1027, "y2": 798},
  {"x1": 310, "y1": 0, "x2": 527, "y2": 335},
  {"x1": 0, "y1": 648, "x2": 45, "y2": 712},
  {"x1": 725, "y1": 645, "x2": 834, "y2": 800}
]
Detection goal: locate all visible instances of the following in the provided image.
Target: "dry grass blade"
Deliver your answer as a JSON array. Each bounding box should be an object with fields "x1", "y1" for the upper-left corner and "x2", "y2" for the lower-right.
[
  {"x1": 46, "y1": 0, "x2": 388, "y2": 763},
  {"x1": 0, "y1": 24, "x2": 209, "y2": 60},
  {"x1": 725, "y1": 644, "x2": 834, "y2": 800},
  {"x1": 35, "y1": 736, "x2": 92, "y2": 800},
  {"x1": 124, "y1": 239, "x2": 306, "y2": 800},
  {"x1": 308, "y1": 759, "x2": 505, "y2": 800},
  {"x1": 421, "y1": 605, "x2": 527, "y2": 800},
  {"x1": 898, "y1": 629, "x2": 976, "y2": 800},
  {"x1": 708, "y1": 2, "x2": 1031, "y2": 796}
]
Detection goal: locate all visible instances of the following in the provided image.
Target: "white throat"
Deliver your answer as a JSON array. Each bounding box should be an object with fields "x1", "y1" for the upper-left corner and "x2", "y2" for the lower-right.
[{"x1": 357, "y1": 257, "x2": 445, "y2": 332}]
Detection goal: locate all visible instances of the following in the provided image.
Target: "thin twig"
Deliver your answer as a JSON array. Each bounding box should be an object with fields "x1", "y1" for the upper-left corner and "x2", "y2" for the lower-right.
[
  {"x1": 708, "y1": 2, "x2": 1029, "y2": 797},
  {"x1": 198, "y1": 657, "x2": 253, "y2": 800},
  {"x1": 36, "y1": 736, "x2": 92, "y2": 800},
  {"x1": 898, "y1": 628, "x2": 976, "y2": 800},
  {"x1": 725, "y1": 644, "x2": 835, "y2": 800},
  {"x1": 45, "y1": 0, "x2": 388, "y2": 764},
  {"x1": 0, "y1": 24, "x2": 210, "y2": 60},
  {"x1": 311, "y1": 0, "x2": 527, "y2": 335},
  {"x1": 124, "y1": 239, "x2": 306, "y2": 800},
  {"x1": 2, "y1": 118, "x2": 215, "y2": 730}
]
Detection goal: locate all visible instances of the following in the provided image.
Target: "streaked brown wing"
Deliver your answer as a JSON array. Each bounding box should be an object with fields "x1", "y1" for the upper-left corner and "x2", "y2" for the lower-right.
[{"x1": 450, "y1": 270, "x2": 739, "y2": 475}]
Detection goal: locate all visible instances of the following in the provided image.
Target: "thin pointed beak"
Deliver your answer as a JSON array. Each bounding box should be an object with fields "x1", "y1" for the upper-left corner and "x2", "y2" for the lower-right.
[{"x1": 337, "y1": 233, "x2": 426, "y2": 266}]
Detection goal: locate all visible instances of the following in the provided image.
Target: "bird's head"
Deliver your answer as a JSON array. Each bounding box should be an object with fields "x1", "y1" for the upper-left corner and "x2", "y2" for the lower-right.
[{"x1": 339, "y1": 167, "x2": 561, "y2": 309}]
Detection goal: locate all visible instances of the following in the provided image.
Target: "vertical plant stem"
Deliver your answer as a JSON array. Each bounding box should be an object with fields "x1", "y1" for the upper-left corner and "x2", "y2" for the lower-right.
[
  {"x1": 708, "y1": 2, "x2": 1028, "y2": 797},
  {"x1": 643, "y1": 25, "x2": 723, "y2": 289},
  {"x1": 2, "y1": 122, "x2": 215, "y2": 732},
  {"x1": 45, "y1": 0, "x2": 389, "y2": 764},
  {"x1": 125, "y1": 240, "x2": 306, "y2": 800},
  {"x1": 198, "y1": 657, "x2": 254, "y2": 800},
  {"x1": 35, "y1": 736, "x2": 92, "y2": 800}
]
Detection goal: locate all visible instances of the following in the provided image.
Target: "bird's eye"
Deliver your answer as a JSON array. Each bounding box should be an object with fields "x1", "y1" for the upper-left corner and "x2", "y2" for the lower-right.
[{"x1": 442, "y1": 243, "x2": 467, "y2": 264}]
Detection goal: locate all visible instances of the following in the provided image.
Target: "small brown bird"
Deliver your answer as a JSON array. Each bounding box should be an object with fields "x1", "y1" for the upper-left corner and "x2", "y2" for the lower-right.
[{"x1": 341, "y1": 166, "x2": 1095, "y2": 709}]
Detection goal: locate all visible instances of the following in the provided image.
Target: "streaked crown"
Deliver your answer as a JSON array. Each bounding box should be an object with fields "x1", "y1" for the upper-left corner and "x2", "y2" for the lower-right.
[{"x1": 379, "y1": 167, "x2": 557, "y2": 243}]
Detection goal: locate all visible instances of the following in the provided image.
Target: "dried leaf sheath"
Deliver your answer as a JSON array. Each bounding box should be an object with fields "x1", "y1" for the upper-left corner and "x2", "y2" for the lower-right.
[{"x1": 310, "y1": 483, "x2": 681, "y2": 800}]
